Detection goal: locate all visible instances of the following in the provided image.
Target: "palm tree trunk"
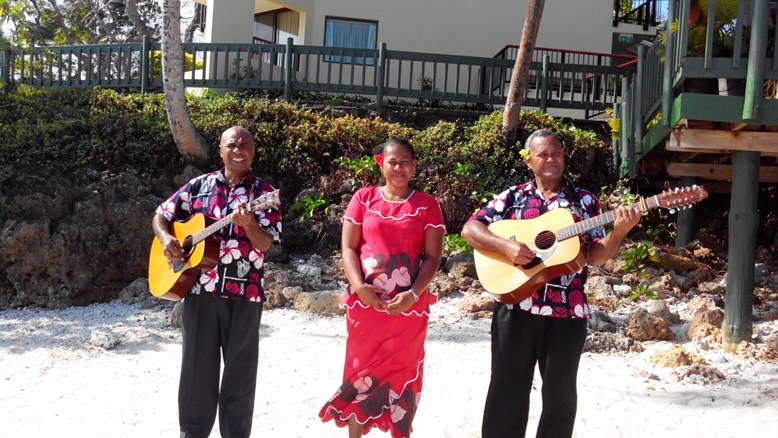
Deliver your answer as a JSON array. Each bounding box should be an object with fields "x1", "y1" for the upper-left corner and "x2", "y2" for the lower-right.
[
  {"x1": 162, "y1": 0, "x2": 209, "y2": 160},
  {"x1": 502, "y1": 0, "x2": 546, "y2": 147}
]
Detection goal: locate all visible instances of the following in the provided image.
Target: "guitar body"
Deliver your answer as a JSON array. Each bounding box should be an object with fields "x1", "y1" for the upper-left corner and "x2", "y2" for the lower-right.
[
  {"x1": 473, "y1": 208, "x2": 586, "y2": 304},
  {"x1": 148, "y1": 213, "x2": 221, "y2": 301}
]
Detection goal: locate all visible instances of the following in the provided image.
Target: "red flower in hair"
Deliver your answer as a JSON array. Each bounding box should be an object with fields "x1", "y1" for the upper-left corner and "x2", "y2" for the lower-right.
[{"x1": 374, "y1": 154, "x2": 384, "y2": 167}]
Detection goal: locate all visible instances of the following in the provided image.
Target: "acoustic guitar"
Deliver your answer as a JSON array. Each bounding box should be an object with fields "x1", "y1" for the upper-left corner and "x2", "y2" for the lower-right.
[
  {"x1": 148, "y1": 190, "x2": 281, "y2": 301},
  {"x1": 473, "y1": 185, "x2": 708, "y2": 304}
]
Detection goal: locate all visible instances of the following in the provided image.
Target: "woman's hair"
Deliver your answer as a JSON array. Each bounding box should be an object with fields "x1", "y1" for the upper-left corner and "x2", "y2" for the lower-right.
[{"x1": 375, "y1": 138, "x2": 416, "y2": 160}]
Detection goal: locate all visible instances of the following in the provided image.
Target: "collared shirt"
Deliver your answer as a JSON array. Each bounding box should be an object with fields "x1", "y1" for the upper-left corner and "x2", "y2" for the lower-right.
[
  {"x1": 156, "y1": 169, "x2": 282, "y2": 302},
  {"x1": 469, "y1": 178, "x2": 603, "y2": 318}
]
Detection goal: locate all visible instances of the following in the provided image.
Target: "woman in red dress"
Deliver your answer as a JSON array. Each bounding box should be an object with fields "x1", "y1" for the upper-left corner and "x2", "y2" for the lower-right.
[{"x1": 319, "y1": 139, "x2": 445, "y2": 438}]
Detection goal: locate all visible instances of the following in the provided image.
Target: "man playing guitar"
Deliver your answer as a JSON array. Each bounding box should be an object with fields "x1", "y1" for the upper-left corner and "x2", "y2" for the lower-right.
[{"x1": 461, "y1": 129, "x2": 640, "y2": 438}]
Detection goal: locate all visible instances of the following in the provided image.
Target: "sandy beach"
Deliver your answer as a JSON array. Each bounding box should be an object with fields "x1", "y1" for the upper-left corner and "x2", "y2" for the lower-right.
[{"x1": 1, "y1": 294, "x2": 777, "y2": 438}]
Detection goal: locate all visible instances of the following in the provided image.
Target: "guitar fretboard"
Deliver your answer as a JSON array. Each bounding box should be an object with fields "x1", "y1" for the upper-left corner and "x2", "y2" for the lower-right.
[
  {"x1": 188, "y1": 190, "x2": 279, "y2": 246},
  {"x1": 555, "y1": 195, "x2": 657, "y2": 241}
]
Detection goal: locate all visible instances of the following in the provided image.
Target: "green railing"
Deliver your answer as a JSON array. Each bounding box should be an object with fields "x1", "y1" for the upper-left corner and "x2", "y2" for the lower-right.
[
  {"x1": 0, "y1": 37, "x2": 635, "y2": 113},
  {"x1": 617, "y1": 0, "x2": 778, "y2": 176}
]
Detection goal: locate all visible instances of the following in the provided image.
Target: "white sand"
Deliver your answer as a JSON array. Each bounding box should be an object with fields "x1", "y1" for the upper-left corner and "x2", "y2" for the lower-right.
[{"x1": 1, "y1": 296, "x2": 777, "y2": 438}]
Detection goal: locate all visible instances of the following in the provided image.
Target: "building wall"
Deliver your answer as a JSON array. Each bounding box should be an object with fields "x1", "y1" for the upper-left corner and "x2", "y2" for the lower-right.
[{"x1": 269, "y1": 0, "x2": 654, "y2": 57}]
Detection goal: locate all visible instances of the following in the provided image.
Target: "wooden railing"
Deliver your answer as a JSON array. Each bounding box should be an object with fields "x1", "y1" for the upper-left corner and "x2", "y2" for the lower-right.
[
  {"x1": 616, "y1": 0, "x2": 778, "y2": 176},
  {"x1": 613, "y1": 0, "x2": 667, "y2": 30},
  {"x1": 0, "y1": 38, "x2": 636, "y2": 114}
]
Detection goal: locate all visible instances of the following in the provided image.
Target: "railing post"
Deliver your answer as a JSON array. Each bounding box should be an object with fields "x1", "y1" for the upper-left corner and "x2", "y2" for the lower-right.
[
  {"x1": 0, "y1": 49, "x2": 10, "y2": 87},
  {"x1": 376, "y1": 42, "x2": 386, "y2": 111},
  {"x1": 620, "y1": 76, "x2": 634, "y2": 176},
  {"x1": 613, "y1": 102, "x2": 621, "y2": 175},
  {"x1": 742, "y1": 0, "x2": 768, "y2": 122},
  {"x1": 141, "y1": 35, "x2": 150, "y2": 94},
  {"x1": 612, "y1": 0, "x2": 620, "y2": 27},
  {"x1": 661, "y1": 0, "x2": 676, "y2": 127},
  {"x1": 540, "y1": 54, "x2": 549, "y2": 112},
  {"x1": 284, "y1": 37, "x2": 293, "y2": 101},
  {"x1": 633, "y1": 45, "x2": 646, "y2": 157}
]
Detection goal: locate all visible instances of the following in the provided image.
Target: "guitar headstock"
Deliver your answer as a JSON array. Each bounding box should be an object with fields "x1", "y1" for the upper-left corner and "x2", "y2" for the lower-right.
[
  {"x1": 655, "y1": 185, "x2": 708, "y2": 210},
  {"x1": 251, "y1": 189, "x2": 281, "y2": 212}
]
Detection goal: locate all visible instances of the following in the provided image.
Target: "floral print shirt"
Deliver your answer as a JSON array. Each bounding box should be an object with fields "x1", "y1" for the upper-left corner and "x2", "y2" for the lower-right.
[
  {"x1": 469, "y1": 178, "x2": 603, "y2": 318},
  {"x1": 156, "y1": 169, "x2": 282, "y2": 302}
]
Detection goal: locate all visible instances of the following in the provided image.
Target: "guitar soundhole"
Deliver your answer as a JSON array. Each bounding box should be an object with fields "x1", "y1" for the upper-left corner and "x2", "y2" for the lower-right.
[{"x1": 535, "y1": 230, "x2": 556, "y2": 250}]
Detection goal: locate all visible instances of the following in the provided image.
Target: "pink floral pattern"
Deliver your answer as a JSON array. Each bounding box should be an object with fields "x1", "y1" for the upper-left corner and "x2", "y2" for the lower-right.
[
  {"x1": 470, "y1": 178, "x2": 603, "y2": 319},
  {"x1": 156, "y1": 169, "x2": 282, "y2": 302}
]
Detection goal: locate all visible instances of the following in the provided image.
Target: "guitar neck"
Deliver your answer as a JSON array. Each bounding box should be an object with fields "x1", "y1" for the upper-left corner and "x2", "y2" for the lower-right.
[
  {"x1": 556, "y1": 195, "x2": 657, "y2": 241},
  {"x1": 190, "y1": 215, "x2": 235, "y2": 246},
  {"x1": 187, "y1": 190, "x2": 279, "y2": 245}
]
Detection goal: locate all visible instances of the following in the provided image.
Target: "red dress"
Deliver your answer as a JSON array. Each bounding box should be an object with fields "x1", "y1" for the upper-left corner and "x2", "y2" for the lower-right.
[{"x1": 319, "y1": 187, "x2": 445, "y2": 437}]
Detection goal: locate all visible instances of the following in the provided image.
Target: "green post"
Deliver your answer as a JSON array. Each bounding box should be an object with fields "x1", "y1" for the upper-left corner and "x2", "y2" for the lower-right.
[
  {"x1": 0, "y1": 49, "x2": 10, "y2": 87},
  {"x1": 620, "y1": 76, "x2": 632, "y2": 177},
  {"x1": 675, "y1": 176, "x2": 698, "y2": 247},
  {"x1": 723, "y1": 151, "x2": 760, "y2": 352},
  {"x1": 141, "y1": 35, "x2": 150, "y2": 94},
  {"x1": 284, "y1": 37, "x2": 294, "y2": 101},
  {"x1": 742, "y1": 0, "x2": 768, "y2": 122},
  {"x1": 633, "y1": 45, "x2": 645, "y2": 158},
  {"x1": 661, "y1": 0, "x2": 676, "y2": 128},
  {"x1": 540, "y1": 54, "x2": 549, "y2": 112},
  {"x1": 612, "y1": 103, "x2": 621, "y2": 176},
  {"x1": 376, "y1": 42, "x2": 386, "y2": 111}
]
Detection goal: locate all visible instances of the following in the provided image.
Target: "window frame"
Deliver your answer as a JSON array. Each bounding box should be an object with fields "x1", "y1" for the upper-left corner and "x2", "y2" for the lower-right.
[{"x1": 323, "y1": 16, "x2": 379, "y2": 66}]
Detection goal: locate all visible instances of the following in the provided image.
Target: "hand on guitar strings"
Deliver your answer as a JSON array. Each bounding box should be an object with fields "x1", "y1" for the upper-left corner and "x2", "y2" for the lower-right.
[
  {"x1": 503, "y1": 240, "x2": 537, "y2": 266},
  {"x1": 161, "y1": 235, "x2": 185, "y2": 267}
]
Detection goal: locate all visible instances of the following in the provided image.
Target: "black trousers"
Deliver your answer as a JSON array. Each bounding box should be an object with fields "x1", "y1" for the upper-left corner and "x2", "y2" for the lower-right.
[
  {"x1": 481, "y1": 303, "x2": 587, "y2": 438},
  {"x1": 179, "y1": 293, "x2": 263, "y2": 438}
]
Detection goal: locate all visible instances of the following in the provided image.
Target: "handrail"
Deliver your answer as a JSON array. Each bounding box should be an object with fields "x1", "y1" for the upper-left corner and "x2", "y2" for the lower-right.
[
  {"x1": 617, "y1": 0, "x2": 778, "y2": 177},
  {"x1": 494, "y1": 45, "x2": 637, "y2": 68},
  {"x1": 613, "y1": 0, "x2": 666, "y2": 30},
  {"x1": 0, "y1": 39, "x2": 637, "y2": 114}
]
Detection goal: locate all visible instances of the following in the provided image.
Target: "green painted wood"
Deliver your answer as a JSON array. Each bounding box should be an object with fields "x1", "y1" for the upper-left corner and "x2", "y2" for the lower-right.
[
  {"x1": 675, "y1": 176, "x2": 698, "y2": 248},
  {"x1": 723, "y1": 151, "x2": 759, "y2": 351},
  {"x1": 673, "y1": 93, "x2": 778, "y2": 125}
]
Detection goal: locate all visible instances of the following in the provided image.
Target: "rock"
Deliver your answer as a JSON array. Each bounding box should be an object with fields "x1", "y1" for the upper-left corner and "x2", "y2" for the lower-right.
[
  {"x1": 676, "y1": 365, "x2": 726, "y2": 385},
  {"x1": 118, "y1": 278, "x2": 152, "y2": 305},
  {"x1": 624, "y1": 308, "x2": 674, "y2": 341},
  {"x1": 586, "y1": 276, "x2": 615, "y2": 300},
  {"x1": 690, "y1": 308, "x2": 725, "y2": 329},
  {"x1": 657, "y1": 252, "x2": 699, "y2": 272},
  {"x1": 651, "y1": 344, "x2": 706, "y2": 367},
  {"x1": 444, "y1": 254, "x2": 477, "y2": 278},
  {"x1": 584, "y1": 331, "x2": 644, "y2": 353},
  {"x1": 170, "y1": 301, "x2": 183, "y2": 328},
  {"x1": 685, "y1": 268, "x2": 714, "y2": 287},
  {"x1": 89, "y1": 330, "x2": 120, "y2": 350},
  {"x1": 587, "y1": 310, "x2": 618, "y2": 333},
  {"x1": 457, "y1": 292, "x2": 494, "y2": 313},
  {"x1": 292, "y1": 290, "x2": 344, "y2": 315},
  {"x1": 697, "y1": 280, "x2": 726, "y2": 295},
  {"x1": 687, "y1": 295, "x2": 717, "y2": 313},
  {"x1": 644, "y1": 299, "x2": 680, "y2": 324}
]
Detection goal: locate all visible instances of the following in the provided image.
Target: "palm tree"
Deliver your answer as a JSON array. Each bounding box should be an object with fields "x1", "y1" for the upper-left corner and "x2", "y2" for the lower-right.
[
  {"x1": 161, "y1": 0, "x2": 209, "y2": 159},
  {"x1": 502, "y1": 0, "x2": 545, "y2": 147}
]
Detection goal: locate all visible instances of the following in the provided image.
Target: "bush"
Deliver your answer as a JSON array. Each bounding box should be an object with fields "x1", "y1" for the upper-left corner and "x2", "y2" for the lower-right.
[{"x1": 0, "y1": 87, "x2": 615, "y2": 233}]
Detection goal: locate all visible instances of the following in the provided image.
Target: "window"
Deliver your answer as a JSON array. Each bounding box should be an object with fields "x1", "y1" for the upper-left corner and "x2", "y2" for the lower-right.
[
  {"x1": 324, "y1": 17, "x2": 378, "y2": 65},
  {"x1": 254, "y1": 9, "x2": 300, "y2": 44}
]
